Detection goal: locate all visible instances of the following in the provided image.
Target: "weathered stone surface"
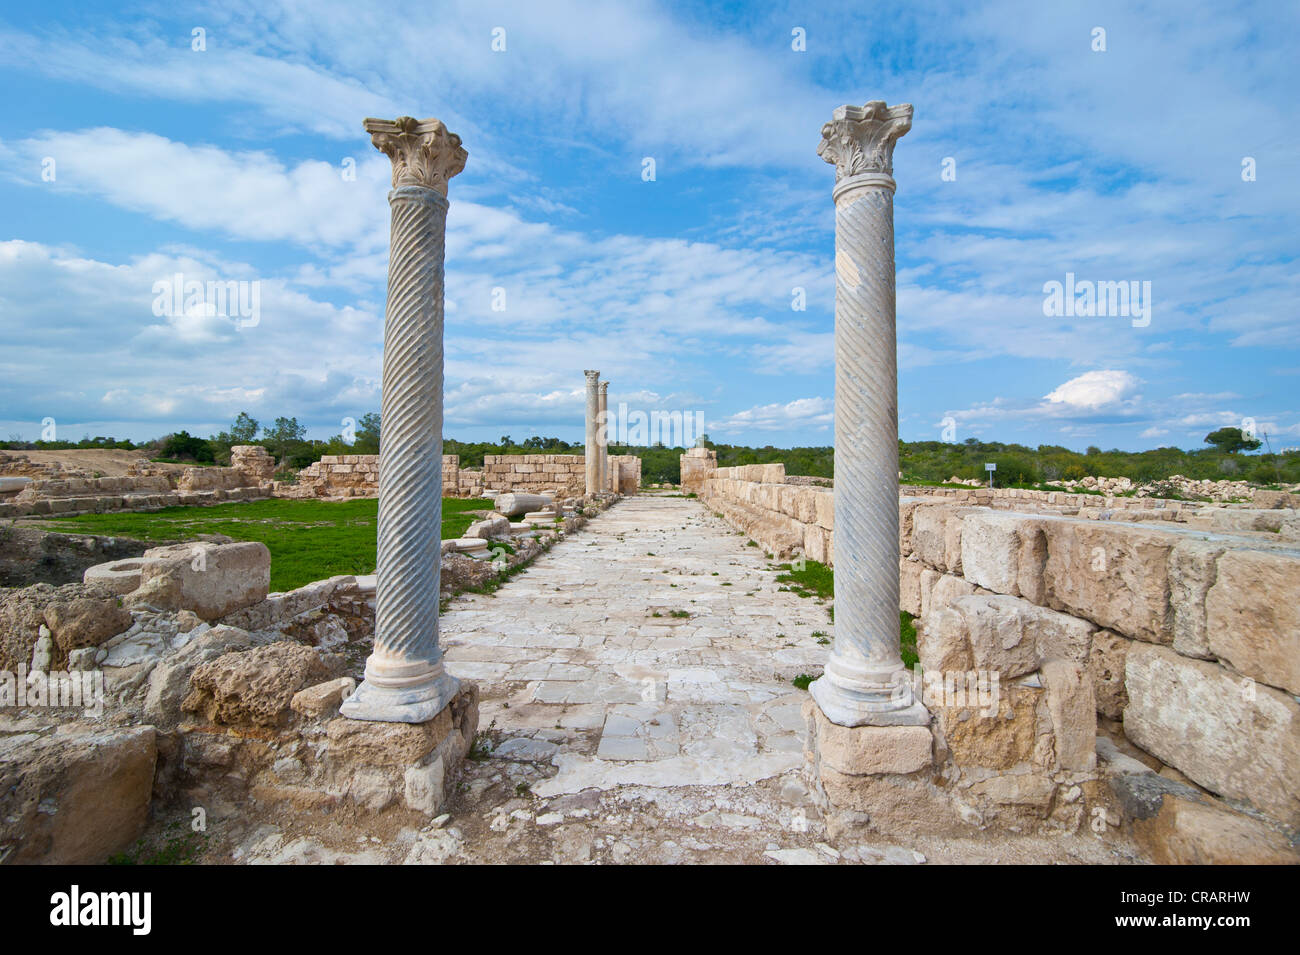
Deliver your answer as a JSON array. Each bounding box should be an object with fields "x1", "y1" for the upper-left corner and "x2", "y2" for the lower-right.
[
  {"x1": 949, "y1": 594, "x2": 1092, "y2": 679},
  {"x1": 960, "y1": 510, "x2": 1023, "y2": 596},
  {"x1": 1042, "y1": 521, "x2": 1176, "y2": 644},
  {"x1": 183, "y1": 640, "x2": 334, "y2": 727},
  {"x1": 43, "y1": 592, "x2": 132, "y2": 656},
  {"x1": 128, "y1": 541, "x2": 270, "y2": 620},
  {"x1": 935, "y1": 682, "x2": 1040, "y2": 770},
  {"x1": 1204, "y1": 548, "x2": 1300, "y2": 695},
  {"x1": 917, "y1": 605, "x2": 974, "y2": 673},
  {"x1": 899, "y1": 557, "x2": 923, "y2": 617},
  {"x1": 495, "y1": 492, "x2": 554, "y2": 519},
  {"x1": 804, "y1": 699, "x2": 932, "y2": 775},
  {"x1": 0, "y1": 582, "x2": 126, "y2": 671},
  {"x1": 1110, "y1": 772, "x2": 1298, "y2": 865},
  {"x1": 1168, "y1": 539, "x2": 1224, "y2": 660},
  {"x1": 143, "y1": 624, "x2": 252, "y2": 725},
  {"x1": 1089, "y1": 629, "x2": 1130, "y2": 720},
  {"x1": 1041, "y1": 659, "x2": 1096, "y2": 771},
  {"x1": 1124, "y1": 643, "x2": 1300, "y2": 827},
  {"x1": 968, "y1": 773, "x2": 1056, "y2": 813},
  {"x1": 921, "y1": 572, "x2": 978, "y2": 618},
  {"x1": 291, "y1": 677, "x2": 358, "y2": 719},
  {"x1": 0, "y1": 725, "x2": 156, "y2": 864}
]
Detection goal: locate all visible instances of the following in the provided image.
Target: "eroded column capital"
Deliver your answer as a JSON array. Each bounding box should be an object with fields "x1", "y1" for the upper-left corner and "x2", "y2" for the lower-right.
[
  {"x1": 584, "y1": 369, "x2": 601, "y2": 383},
  {"x1": 364, "y1": 116, "x2": 467, "y2": 194},
  {"x1": 598, "y1": 381, "x2": 608, "y2": 394},
  {"x1": 818, "y1": 101, "x2": 912, "y2": 184}
]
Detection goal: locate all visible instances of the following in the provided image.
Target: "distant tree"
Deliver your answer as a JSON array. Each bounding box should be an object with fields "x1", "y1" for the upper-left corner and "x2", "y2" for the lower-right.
[
  {"x1": 1204, "y1": 427, "x2": 1262, "y2": 455},
  {"x1": 230, "y1": 412, "x2": 259, "y2": 443},
  {"x1": 354, "y1": 412, "x2": 380, "y2": 454},
  {"x1": 264, "y1": 416, "x2": 307, "y2": 464}
]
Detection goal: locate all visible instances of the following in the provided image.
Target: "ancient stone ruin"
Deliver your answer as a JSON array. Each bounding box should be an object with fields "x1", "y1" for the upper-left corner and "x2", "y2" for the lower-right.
[{"x1": 1, "y1": 106, "x2": 1295, "y2": 868}]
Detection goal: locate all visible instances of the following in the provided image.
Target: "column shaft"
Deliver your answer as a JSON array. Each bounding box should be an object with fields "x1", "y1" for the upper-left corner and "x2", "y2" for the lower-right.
[
  {"x1": 584, "y1": 370, "x2": 600, "y2": 495},
  {"x1": 810, "y1": 102, "x2": 927, "y2": 728},
  {"x1": 344, "y1": 116, "x2": 465, "y2": 724},
  {"x1": 598, "y1": 381, "x2": 610, "y2": 492}
]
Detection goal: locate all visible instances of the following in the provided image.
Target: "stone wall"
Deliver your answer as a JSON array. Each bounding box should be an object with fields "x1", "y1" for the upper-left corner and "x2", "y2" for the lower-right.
[
  {"x1": 679, "y1": 446, "x2": 717, "y2": 494},
  {"x1": 0, "y1": 472, "x2": 269, "y2": 518},
  {"x1": 610, "y1": 454, "x2": 642, "y2": 494},
  {"x1": 281, "y1": 453, "x2": 638, "y2": 500},
  {"x1": 0, "y1": 448, "x2": 277, "y2": 519},
  {"x1": 700, "y1": 461, "x2": 1299, "y2": 839},
  {"x1": 701, "y1": 471, "x2": 1300, "y2": 564}
]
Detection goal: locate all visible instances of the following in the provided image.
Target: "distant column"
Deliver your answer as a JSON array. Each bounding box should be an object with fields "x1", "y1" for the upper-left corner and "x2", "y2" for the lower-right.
[
  {"x1": 342, "y1": 116, "x2": 466, "y2": 724},
  {"x1": 810, "y1": 101, "x2": 927, "y2": 727},
  {"x1": 598, "y1": 380, "x2": 610, "y2": 492},
  {"x1": 584, "y1": 370, "x2": 600, "y2": 495}
]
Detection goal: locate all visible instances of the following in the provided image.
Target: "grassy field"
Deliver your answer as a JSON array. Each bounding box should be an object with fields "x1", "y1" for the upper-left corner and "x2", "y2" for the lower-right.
[{"x1": 46, "y1": 497, "x2": 488, "y2": 591}]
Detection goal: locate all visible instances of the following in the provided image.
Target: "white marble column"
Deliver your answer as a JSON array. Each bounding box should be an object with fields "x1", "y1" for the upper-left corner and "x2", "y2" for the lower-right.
[
  {"x1": 598, "y1": 380, "x2": 610, "y2": 492},
  {"x1": 342, "y1": 116, "x2": 466, "y2": 724},
  {"x1": 584, "y1": 370, "x2": 600, "y2": 495},
  {"x1": 810, "y1": 102, "x2": 927, "y2": 727}
]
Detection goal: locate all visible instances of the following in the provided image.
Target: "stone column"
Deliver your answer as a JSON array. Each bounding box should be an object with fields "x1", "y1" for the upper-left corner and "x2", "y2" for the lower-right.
[
  {"x1": 342, "y1": 116, "x2": 466, "y2": 724},
  {"x1": 584, "y1": 370, "x2": 600, "y2": 495},
  {"x1": 810, "y1": 102, "x2": 927, "y2": 727},
  {"x1": 598, "y1": 380, "x2": 610, "y2": 492}
]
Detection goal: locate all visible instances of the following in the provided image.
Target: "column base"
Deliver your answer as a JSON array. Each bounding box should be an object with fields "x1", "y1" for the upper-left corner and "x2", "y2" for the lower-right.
[
  {"x1": 341, "y1": 671, "x2": 461, "y2": 724},
  {"x1": 809, "y1": 673, "x2": 930, "y2": 727}
]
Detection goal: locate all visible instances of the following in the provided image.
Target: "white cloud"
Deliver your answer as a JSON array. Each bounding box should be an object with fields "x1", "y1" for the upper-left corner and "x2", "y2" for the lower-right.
[
  {"x1": 1044, "y1": 370, "x2": 1142, "y2": 410},
  {"x1": 710, "y1": 397, "x2": 833, "y2": 434}
]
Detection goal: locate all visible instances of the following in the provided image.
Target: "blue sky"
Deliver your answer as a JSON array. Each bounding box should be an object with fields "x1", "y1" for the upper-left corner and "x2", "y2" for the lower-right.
[{"x1": 1, "y1": 0, "x2": 1296, "y2": 451}]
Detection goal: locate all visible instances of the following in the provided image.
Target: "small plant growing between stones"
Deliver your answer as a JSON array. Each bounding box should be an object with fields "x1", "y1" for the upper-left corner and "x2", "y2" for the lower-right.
[{"x1": 791, "y1": 674, "x2": 816, "y2": 691}]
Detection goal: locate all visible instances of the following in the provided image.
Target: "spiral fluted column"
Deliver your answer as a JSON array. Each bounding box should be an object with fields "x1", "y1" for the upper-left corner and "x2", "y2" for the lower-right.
[
  {"x1": 810, "y1": 102, "x2": 928, "y2": 727},
  {"x1": 598, "y1": 380, "x2": 610, "y2": 492},
  {"x1": 584, "y1": 370, "x2": 600, "y2": 495},
  {"x1": 343, "y1": 116, "x2": 466, "y2": 724}
]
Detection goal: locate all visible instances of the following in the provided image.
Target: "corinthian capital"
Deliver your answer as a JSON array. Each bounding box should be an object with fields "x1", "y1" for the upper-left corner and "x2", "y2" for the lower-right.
[
  {"x1": 817, "y1": 101, "x2": 912, "y2": 181},
  {"x1": 364, "y1": 116, "x2": 467, "y2": 194}
]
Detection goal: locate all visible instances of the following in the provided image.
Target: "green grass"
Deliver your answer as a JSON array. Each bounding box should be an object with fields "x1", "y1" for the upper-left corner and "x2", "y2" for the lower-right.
[
  {"x1": 791, "y1": 673, "x2": 816, "y2": 691},
  {"x1": 900, "y1": 611, "x2": 918, "y2": 669},
  {"x1": 774, "y1": 559, "x2": 834, "y2": 599},
  {"x1": 45, "y1": 497, "x2": 487, "y2": 592}
]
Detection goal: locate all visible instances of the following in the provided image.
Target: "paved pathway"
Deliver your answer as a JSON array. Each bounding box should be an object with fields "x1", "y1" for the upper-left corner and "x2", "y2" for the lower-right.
[{"x1": 443, "y1": 494, "x2": 830, "y2": 797}]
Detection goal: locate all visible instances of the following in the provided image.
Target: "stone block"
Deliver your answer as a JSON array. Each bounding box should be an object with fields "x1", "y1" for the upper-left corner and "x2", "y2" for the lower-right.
[
  {"x1": 1041, "y1": 659, "x2": 1096, "y2": 771},
  {"x1": 1124, "y1": 643, "x2": 1299, "y2": 827},
  {"x1": 127, "y1": 541, "x2": 270, "y2": 620},
  {"x1": 1042, "y1": 520, "x2": 1176, "y2": 644},
  {"x1": 803, "y1": 699, "x2": 932, "y2": 775},
  {"x1": 0, "y1": 726, "x2": 157, "y2": 864},
  {"x1": 1204, "y1": 548, "x2": 1300, "y2": 695}
]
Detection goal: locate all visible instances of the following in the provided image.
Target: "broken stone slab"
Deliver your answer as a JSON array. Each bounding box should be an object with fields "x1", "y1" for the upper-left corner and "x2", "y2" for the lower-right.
[
  {"x1": 494, "y1": 492, "x2": 554, "y2": 518},
  {"x1": 1109, "y1": 771, "x2": 1298, "y2": 865},
  {"x1": 465, "y1": 513, "x2": 511, "y2": 539},
  {"x1": 443, "y1": 538, "x2": 489, "y2": 555},
  {"x1": 291, "y1": 676, "x2": 358, "y2": 719}
]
